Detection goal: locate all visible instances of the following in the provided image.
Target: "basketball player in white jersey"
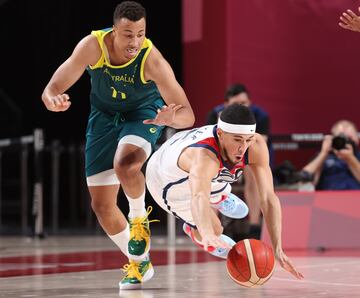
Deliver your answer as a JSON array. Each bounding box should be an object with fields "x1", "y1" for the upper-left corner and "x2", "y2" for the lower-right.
[{"x1": 146, "y1": 104, "x2": 303, "y2": 279}]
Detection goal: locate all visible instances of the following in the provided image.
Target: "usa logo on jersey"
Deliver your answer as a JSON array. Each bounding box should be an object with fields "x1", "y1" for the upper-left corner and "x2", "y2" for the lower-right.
[{"x1": 212, "y1": 167, "x2": 243, "y2": 183}]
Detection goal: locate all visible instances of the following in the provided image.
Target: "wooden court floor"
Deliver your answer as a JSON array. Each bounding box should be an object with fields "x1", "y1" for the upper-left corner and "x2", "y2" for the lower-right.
[{"x1": 1, "y1": 236, "x2": 360, "y2": 298}]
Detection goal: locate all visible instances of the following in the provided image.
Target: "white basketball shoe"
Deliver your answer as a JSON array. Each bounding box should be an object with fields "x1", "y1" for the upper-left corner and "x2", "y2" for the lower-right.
[{"x1": 211, "y1": 193, "x2": 249, "y2": 219}]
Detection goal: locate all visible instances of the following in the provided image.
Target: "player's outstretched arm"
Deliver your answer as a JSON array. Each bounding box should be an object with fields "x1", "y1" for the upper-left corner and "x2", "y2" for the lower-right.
[
  {"x1": 339, "y1": 8, "x2": 360, "y2": 32},
  {"x1": 180, "y1": 148, "x2": 230, "y2": 251},
  {"x1": 248, "y1": 135, "x2": 304, "y2": 279},
  {"x1": 41, "y1": 35, "x2": 101, "y2": 112},
  {"x1": 143, "y1": 46, "x2": 195, "y2": 128}
]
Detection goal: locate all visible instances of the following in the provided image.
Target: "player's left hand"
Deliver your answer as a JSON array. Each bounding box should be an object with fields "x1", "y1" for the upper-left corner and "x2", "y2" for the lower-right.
[
  {"x1": 143, "y1": 103, "x2": 182, "y2": 126},
  {"x1": 275, "y1": 250, "x2": 304, "y2": 279},
  {"x1": 339, "y1": 8, "x2": 360, "y2": 32}
]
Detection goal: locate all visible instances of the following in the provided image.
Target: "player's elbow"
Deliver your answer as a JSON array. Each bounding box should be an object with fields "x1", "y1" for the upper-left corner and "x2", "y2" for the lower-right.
[
  {"x1": 183, "y1": 111, "x2": 195, "y2": 128},
  {"x1": 41, "y1": 91, "x2": 47, "y2": 103},
  {"x1": 259, "y1": 192, "x2": 279, "y2": 212},
  {"x1": 188, "y1": 113, "x2": 195, "y2": 127}
]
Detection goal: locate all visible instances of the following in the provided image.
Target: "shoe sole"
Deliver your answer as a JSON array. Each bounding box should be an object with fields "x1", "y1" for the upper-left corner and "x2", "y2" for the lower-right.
[
  {"x1": 119, "y1": 266, "x2": 155, "y2": 291},
  {"x1": 218, "y1": 205, "x2": 249, "y2": 219}
]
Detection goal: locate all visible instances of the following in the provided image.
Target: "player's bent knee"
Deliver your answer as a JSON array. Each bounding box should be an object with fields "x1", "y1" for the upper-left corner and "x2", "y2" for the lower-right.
[
  {"x1": 117, "y1": 135, "x2": 152, "y2": 160},
  {"x1": 91, "y1": 200, "x2": 114, "y2": 215},
  {"x1": 114, "y1": 161, "x2": 144, "y2": 179}
]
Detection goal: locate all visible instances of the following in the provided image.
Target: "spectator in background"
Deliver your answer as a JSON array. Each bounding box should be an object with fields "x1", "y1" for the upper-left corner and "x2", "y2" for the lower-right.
[
  {"x1": 302, "y1": 120, "x2": 360, "y2": 190},
  {"x1": 207, "y1": 84, "x2": 271, "y2": 146},
  {"x1": 206, "y1": 83, "x2": 272, "y2": 240}
]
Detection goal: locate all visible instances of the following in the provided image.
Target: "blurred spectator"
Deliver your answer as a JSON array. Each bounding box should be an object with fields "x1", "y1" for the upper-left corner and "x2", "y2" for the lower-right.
[
  {"x1": 206, "y1": 83, "x2": 272, "y2": 240},
  {"x1": 206, "y1": 83, "x2": 273, "y2": 164},
  {"x1": 207, "y1": 84, "x2": 270, "y2": 143},
  {"x1": 302, "y1": 120, "x2": 360, "y2": 190}
]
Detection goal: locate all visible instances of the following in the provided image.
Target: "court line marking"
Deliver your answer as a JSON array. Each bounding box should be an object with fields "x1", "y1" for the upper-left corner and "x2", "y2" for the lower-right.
[
  {"x1": 272, "y1": 277, "x2": 360, "y2": 287},
  {"x1": 295, "y1": 260, "x2": 360, "y2": 269}
]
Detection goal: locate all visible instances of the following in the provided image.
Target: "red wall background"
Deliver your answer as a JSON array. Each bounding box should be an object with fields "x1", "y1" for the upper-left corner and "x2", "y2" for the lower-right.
[
  {"x1": 183, "y1": 0, "x2": 360, "y2": 134},
  {"x1": 262, "y1": 191, "x2": 360, "y2": 249}
]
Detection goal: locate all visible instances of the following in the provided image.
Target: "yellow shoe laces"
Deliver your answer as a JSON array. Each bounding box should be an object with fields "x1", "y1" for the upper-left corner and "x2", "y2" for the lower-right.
[
  {"x1": 122, "y1": 260, "x2": 143, "y2": 281},
  {"x1": 129, "y1": 206, "x2": 160, "y2": 241}
]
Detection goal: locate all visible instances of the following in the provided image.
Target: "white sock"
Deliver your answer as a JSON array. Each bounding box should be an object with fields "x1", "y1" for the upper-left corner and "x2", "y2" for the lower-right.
[
  {"x1": 125, "y1": 190, "x2": 146, "y2": 219},
  {"x1": 108, "y1": 224, "x2": 130, "y2": 257}
]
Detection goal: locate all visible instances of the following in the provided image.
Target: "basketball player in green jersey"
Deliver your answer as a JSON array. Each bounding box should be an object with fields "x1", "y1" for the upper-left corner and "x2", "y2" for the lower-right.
[{"x1": 41, "y1": 1, "x2": 194, "y2": 290}]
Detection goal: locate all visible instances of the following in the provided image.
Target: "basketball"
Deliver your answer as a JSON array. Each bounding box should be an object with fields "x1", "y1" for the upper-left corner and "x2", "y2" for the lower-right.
[{"x1": 226, "y1": 239, "x2": 275, "y2": 287}]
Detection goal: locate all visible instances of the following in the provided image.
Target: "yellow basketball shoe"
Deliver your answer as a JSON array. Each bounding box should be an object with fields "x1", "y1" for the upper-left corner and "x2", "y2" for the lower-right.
[
  {"x1": 119, "y1": 258, "x2": 154, "y2": 290},
  {"x1": 128, "y1": 206, "x2": 159, "y2": 260}
]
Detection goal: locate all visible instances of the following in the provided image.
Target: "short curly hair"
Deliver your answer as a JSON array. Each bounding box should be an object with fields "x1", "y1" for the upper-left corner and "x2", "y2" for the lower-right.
[{"x1": 113, "y1": 1, "x2": 146, "y2": 24}]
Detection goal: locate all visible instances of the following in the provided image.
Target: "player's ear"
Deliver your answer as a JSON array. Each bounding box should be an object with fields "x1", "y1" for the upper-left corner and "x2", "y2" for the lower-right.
[{"x1": 216, "y1": 128, "x2": 222, "y2": 138}]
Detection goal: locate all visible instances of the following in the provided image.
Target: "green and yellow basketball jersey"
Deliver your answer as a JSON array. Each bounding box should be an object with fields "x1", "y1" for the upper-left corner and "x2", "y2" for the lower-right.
[{"x1": 87, "y1": 28, "x2": 164, "y2": 115}]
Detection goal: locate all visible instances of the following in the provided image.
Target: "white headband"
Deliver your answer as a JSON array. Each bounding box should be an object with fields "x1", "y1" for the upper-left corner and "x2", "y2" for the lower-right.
[{"x1": 217, "y1": 118, "x2": 256, "y2": 134}]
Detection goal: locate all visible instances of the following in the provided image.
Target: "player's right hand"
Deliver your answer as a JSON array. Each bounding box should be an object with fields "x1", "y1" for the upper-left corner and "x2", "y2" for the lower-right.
[
  {"x1": 44, "y1": 94, "x2": 71, "y2": 112},
  {"x1": 201, "y1": 233, "x2": 232, "y2": 252}
]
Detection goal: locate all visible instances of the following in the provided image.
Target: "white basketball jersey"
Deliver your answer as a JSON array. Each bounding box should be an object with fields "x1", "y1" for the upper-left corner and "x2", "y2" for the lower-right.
[{"x1": 146, "y1": 125, "x2": 246, "y2": 225}]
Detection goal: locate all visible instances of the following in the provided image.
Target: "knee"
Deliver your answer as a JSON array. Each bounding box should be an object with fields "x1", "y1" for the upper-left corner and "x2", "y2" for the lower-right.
[
  {"x1": 115, "y1": 159, "x2": 143, "y2": 180},
  {"x1": 114, "y1": 145, "x2": 147, "y2": 181},
  {"x1": 91, "y1": 199, "x2": 113, "y2": 216}
]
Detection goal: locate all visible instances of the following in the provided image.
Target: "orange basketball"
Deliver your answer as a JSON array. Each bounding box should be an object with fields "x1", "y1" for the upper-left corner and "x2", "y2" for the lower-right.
[{"x1": 226, "y1": 239, "x2": 275, "y2": 287}]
